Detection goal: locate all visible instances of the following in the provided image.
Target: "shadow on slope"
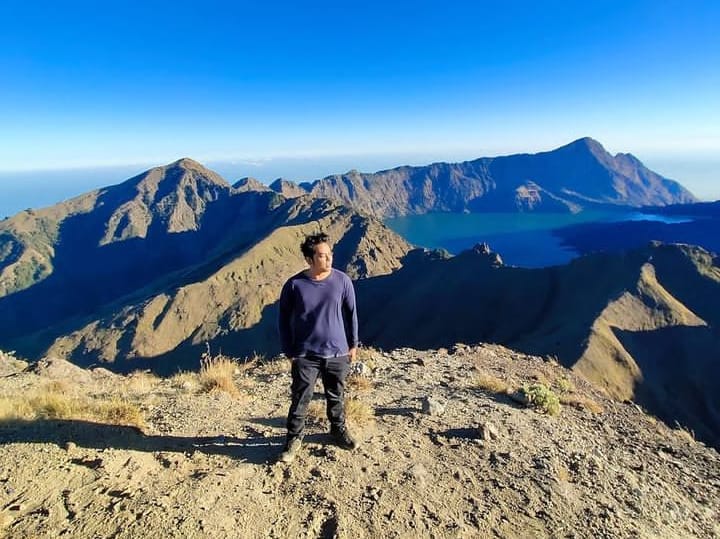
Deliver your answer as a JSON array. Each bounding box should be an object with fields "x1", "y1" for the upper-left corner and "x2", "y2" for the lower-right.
[
  {"x1": 0, "y1": 191, "x2": 280, "y2": 346},
  {"x1": 0, "y1": 418, "x2": 296, "y2": 465},
  {"x1": 555, "y1": 217, "x2": 720, "y2": 259},
  {"x1": 356, "y1": 247, "x2": 647, "y2": 367},
  {"x1": 615, "y1": 325, "x2": 720, "y2": 448}
]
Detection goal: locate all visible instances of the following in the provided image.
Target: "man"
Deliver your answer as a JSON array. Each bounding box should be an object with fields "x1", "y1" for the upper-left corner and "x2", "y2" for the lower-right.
[{"x1": 277, "y1": 233, "x2": 359, "y2": 463}]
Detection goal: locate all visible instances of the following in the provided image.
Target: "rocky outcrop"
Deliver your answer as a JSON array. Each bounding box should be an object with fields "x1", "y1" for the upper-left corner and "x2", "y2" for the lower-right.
[
  {"x1": 269, "y1": 178, "x2": 308, "y2": 199},
  {"x1": 233, "y1": 177, "x2": 271, "y2": 193}
]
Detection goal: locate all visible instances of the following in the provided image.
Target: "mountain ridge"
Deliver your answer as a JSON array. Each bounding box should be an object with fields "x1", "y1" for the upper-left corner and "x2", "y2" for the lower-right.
[{"x1": 263, "y1": 138, "x2": 696, "y2": 217}]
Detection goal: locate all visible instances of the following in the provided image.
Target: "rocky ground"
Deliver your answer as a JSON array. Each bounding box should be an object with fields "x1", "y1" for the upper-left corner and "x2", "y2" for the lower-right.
[{"x1": 0, "y1": 345, "x2": 718, "y2": 538}]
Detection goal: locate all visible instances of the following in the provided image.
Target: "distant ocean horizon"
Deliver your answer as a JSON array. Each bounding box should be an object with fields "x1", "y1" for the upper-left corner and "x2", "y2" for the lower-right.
[{"x1": 385, "y1": 211, "x2": 693, "y2": 268}]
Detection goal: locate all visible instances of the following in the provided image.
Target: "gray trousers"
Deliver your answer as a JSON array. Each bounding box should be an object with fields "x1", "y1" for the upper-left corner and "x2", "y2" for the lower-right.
[{"x1": 286, "y1": 355, "x2": 350, "y2": 437}]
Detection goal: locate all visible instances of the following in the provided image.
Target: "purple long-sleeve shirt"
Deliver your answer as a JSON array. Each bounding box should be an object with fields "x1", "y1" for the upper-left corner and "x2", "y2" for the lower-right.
[{"x1": 278, "y1": 268, "x2": 359, "y2": 358}]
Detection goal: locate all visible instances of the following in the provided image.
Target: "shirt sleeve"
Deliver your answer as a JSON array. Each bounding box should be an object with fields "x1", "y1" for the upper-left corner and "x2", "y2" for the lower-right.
[
  {"x1": 278, "y1": 279, "x2": 294, "y2": 356},
  {"x1": 342, "y1": 275, "x2": 359, "y2": 349}
]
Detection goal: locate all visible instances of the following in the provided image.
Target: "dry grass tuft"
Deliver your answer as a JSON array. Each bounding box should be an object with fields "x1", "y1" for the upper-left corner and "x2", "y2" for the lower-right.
[
  {"x1": 43, "y1": 379, "x2": 71, "y2": 394},
  {"x1": 0, "y1": 388, "x2": 145, "y2": 429},
  {"x1": 356, "y1": 347, "x2": 379, "y2": 371},
  {"x1": 260, "y1": 357, "x2": 292, "y2": 376},
  {"x1": 30, "y1": 391, "x2": 81, "y2": 419},
  {"x1": 199, "y1": 353, "x2": 241, "y2": 397},
  {"x1": 305, "y1": 397, "x2": 374, "y2": 426},
  {"x1": 94, "y1": 398, "x2": 146, "y2": 428},
  {"x1": 0, "y1": 396, "x2": 32, "y2": 420},
  {"x1": 345, "y1": 397, "x2": 374, "y2": 426},
  {"x1": 306, "y1": 400, "x2": 326, "y2": 424},
  {"x1": 346, "y1": 373, "x2": 373, "y2": 392},
  {"x1": 235, "y1": 354, "x2": 260, "y2": 375},
  {"x1": 126, "y1": 370, "x2": 160, "y2": 393},
  {"x1": 673, "y1": 422, "x2": 696, "y2": 444},
  {"x1": 556, "y1": 463, "x2": 571, "y2": 483},
  {"x1": 169, "y1": 371, "x2": 198, "y2": 391},
  {"x1": 559, "y1": 394, "x2": 604, "y2": 415},
  {"x1": 530, "y1": 370, "x2": 550, "y2": 385},
  {"x1": 475, "y1": 371, "x2": 510, "y2": 394}
]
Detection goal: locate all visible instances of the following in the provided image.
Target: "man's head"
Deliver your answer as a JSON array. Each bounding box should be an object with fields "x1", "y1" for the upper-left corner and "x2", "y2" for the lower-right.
[{"x1": 301, "y1": 233, "x2": 333, "y2": 274}]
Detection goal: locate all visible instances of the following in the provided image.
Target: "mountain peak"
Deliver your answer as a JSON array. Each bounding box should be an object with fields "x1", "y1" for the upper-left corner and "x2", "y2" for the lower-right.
[
  {"x1": 557, "y1": 137, "x2": 607, "y2": 156},
  {"x1": 167, "y1": 157, "x2": 206, "y2": 170}
]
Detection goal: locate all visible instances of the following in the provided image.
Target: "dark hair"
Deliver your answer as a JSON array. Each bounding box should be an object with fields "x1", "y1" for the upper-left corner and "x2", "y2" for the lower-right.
[{"x1": 301, "y1": 233, "x2": 330, "y2": 259}]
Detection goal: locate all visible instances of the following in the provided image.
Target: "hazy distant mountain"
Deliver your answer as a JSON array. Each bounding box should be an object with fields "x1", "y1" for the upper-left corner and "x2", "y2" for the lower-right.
[
  {"x1": 355, "y1": 241, "x2": 720, "y2": 447},
  {"x1": 0, "y1": 159, "x2": 411, "y2": 367},
  {"x1": 262, "y1": 138, "x2": 696, "y2": 217}
]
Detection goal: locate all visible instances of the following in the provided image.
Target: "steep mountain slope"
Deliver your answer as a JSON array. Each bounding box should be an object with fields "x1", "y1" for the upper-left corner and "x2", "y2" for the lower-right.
[
  {"x1": 0, "y1": 161, "x2": 411, "y2": 369},
  {"x1": 0, "y1": 159, "x2": 287, "y2": 342},
  {"x1": 0, "y1": 158, "x2": 237, "y2": 298},
  {"x1": 233, "y1": 177, "x2": 271, "y2": 193},
  {"x1": 8, "y1": 196, "x2": 410, "y2": 372},
  {"x1": 269, "y1": 178, "x2": 308, "y2": 199},
  {"x1": 356, "y1": 242, "x2": 720, "y2": 447},
  {"x1": 266, "y1": 138, "x2": 695, "y2": 217}
]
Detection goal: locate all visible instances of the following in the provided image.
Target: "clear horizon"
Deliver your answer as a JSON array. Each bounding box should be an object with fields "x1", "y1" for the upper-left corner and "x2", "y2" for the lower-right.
[
  {"x1": 0, "y1": 146, "x2": 717, "y2": 219},
  {"x1": 1, "y1": 1, "x2": 718, "y2": 214}
]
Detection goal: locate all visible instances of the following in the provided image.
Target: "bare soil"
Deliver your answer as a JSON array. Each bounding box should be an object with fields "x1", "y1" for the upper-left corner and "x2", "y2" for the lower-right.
[{"x1": 1, "y1": 345, "x2": 718, "y2": 538}]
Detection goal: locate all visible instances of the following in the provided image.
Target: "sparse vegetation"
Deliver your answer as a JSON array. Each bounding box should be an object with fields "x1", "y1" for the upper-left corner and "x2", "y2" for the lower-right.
[
  {"x1": 522, "y1": 383, "x2": 561, "y2": 416},
  {"x1": 0, "y1": 348, "x2": 28, "y2": 372},
  {"x1": 260, "y1": 357, "x2": 292, "y2": 376},
  {"x1": 93, "y1": 397, "x2": 146, "y2": 427},
  {"x1": 306, "y1": 400, "x2": 326, "y2": 424},
  {"x1": 673, "y1": 422, "x2": 696, "y2": 444},
  {"x1": 199, "y1": 352, "x2": 242, "y2": 397},
  {"x1": 356, "y1": 346, "x2": 379, "y2": 371},
  {"x1": 169, "y1": 371, "x2": 198, "y2": 391},
  {"x1": 559, "y1": 394, "x2": 604, "y2": 415},
  {"x1": 545, "y1": 354, "x2": 560, "y2": 366},
  {"x1": 530, "y1": 370, "x2": 550, "y2": 385},
  {"x1": 475, "y1": 370, "x2": 510, "y2": 394},
  {"x1": 346, "y1": 373, "x2": 373, "y2": 392},
  {"x1": 126, "y1": 370, "x2": 160, "y2": 393},
  {"x1": 0, "y1": 388, "x2": 145, "y2": 429},
  {"x1": 344, "y1": 397, "x2": 374, "y2": 426},
  {"x1": 556, "y1": 376, "x2": 576, "y2": 394},
  {"x1": 304, "y1": 397, "x2": 374, "y2": 426}
]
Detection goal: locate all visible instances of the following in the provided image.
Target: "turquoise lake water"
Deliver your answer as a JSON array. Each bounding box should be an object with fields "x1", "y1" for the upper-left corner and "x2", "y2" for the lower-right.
[{"x1": 385, "y1": 211, "x2": 692, "y2": 268}]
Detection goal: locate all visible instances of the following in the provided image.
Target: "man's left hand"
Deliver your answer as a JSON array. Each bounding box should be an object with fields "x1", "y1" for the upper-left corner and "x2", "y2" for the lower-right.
[{"x1": 349, "y1": 347, "x2": 357, "y2": 362}]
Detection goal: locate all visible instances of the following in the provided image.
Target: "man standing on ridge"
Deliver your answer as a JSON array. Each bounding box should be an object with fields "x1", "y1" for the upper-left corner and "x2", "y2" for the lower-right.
[{"x1": 277, "y1": 232, "x2": 359, "y2": 463}]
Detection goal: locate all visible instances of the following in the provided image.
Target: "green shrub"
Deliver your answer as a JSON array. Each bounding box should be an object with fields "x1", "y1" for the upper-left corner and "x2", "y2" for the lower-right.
[{"x1": 522, "y1": 383, "x2": 561, "y2": 416}]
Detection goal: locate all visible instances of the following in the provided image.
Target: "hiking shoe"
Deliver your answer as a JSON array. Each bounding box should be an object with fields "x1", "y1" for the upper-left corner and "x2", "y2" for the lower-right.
[
  {"x1": 278, "y1": 436, "x2": 303, "y2": 463},
  {"x1": 331, "y1": 426, "x2": 358, "y2": 450}
]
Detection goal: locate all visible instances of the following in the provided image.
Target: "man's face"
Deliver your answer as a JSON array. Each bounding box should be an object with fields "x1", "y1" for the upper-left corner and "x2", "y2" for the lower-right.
[{"x1": 308, "y1": 242, "x2": 333, "y2": 273}]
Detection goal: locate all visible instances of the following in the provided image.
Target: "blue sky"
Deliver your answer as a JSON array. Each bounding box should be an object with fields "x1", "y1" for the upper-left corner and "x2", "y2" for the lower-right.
[{"x1": 1, "y1": 0, "x2": 719, "y2": 212}]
